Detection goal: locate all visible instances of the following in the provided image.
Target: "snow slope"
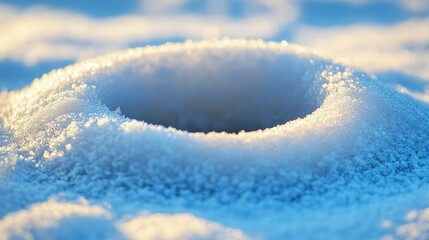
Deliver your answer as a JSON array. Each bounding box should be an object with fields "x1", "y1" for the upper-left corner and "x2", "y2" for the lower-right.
[{"x1": 1, "y1": 39, "x2": 429, "y2": 239}]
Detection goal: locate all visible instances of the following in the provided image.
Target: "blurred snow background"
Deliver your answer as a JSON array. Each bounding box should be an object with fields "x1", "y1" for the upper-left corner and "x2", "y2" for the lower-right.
[{"x1": 1, "y1": 0, "x2": 429, "y2": 98}]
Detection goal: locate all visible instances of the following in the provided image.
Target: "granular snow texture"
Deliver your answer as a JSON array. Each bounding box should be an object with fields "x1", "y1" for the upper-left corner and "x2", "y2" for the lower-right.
[{"x1": 1, "y1": 39, "x2": 429, "y2": 239}]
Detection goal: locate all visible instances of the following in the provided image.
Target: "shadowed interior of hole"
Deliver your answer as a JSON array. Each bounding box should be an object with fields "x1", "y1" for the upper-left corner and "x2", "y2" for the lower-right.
[{"x1": 98, "y1": 48, "x2": 323, "y2": 133}]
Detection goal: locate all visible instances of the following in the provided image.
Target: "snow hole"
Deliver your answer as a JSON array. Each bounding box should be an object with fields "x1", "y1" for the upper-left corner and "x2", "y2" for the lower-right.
[{"x1": 99, "y1": 49, "x2": 323, "y2": 133}]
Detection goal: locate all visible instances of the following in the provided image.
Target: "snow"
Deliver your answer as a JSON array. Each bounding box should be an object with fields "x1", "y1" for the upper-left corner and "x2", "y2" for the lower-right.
[
  {"x1": 118, "y1": 212, "x2": 249, "y2": 240},
  {"x1": 1, "y1": 39, "x2": 429, "y2": 239},
  {"x1": 0, "y1": 2, "x2": 297, "y2": 65},
  {"x1": 0, "y1": 198, "x2": 247, "y2": 240},
  {"x1": 0, "y1": 198, "x2": 117, "y2": 240}
]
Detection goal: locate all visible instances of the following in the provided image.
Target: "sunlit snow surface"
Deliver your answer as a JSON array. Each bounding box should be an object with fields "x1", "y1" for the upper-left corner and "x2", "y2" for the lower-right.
[{"x1": 1, "y1": 39, "x2": 429, "y2": 239}]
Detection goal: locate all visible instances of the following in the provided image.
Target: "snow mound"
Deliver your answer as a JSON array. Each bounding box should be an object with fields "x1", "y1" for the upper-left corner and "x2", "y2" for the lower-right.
[
  {"x1": 1, "y1": 39, "x2": 429, "y2": 239},
  {"x1": 0, "y1": 198, "x2": 247, "y2": 240},
  {"x1": 119, "y1": 213, "x2": 249, "y2": 240},
  {"x1": 0, "y1": 198, "x2": 117, "y2": 240}
]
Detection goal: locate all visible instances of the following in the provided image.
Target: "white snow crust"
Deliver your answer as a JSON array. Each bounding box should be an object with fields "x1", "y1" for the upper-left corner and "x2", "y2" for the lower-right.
[{"x1": 1, "y1": 39, "x2": 429, "y2": 239}]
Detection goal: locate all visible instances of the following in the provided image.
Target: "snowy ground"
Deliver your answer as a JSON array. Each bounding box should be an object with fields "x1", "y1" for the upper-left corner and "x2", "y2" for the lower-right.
[
  {"x1": 2, "y1": 39, "x2": 429, "y2": 239},
  {"x1": 1, "y1": 1, "x2": 429, "y2": 240}
]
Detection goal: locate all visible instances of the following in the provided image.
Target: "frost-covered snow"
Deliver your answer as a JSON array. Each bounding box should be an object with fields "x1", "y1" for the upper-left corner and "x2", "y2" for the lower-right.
[{"x1": 1, "y1": 39, "x2": 429, "y2": 239}]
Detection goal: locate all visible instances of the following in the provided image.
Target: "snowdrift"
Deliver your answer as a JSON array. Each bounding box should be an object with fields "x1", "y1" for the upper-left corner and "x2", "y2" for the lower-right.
[{"x1": 1, "y1": 39, "x2": 429, "y2": 239}]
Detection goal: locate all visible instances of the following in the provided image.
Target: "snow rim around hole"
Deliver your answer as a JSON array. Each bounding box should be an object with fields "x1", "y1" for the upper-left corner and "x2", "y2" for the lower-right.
[{"x1": 4, "y1": 39, "x2": 429, "y2": 240}]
